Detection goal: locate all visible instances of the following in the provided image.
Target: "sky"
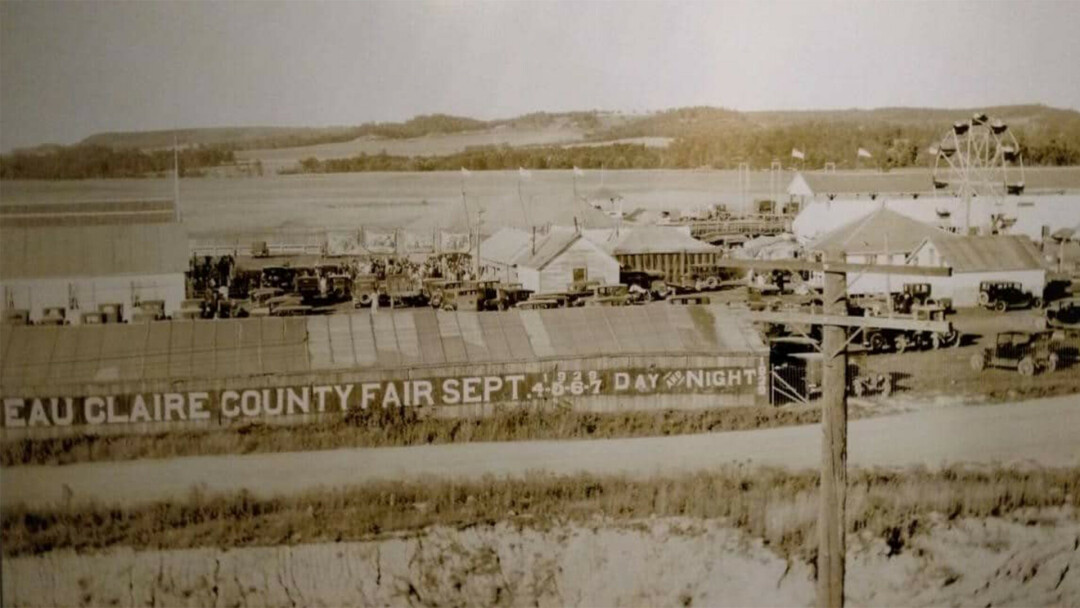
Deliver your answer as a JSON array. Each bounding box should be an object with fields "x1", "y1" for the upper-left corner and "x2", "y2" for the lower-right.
[{"x1": 2, "y1": 0, "x2": 1078, "y2": 151}]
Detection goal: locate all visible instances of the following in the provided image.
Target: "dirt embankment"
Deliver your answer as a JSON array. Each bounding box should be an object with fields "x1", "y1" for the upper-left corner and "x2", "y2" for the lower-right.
[{"x1": 4, "y1": 514, "x2": 1078, "y2": 607}]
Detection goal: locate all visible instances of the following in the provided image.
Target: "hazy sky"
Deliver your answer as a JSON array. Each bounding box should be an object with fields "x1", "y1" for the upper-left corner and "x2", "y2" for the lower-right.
[{"x1": 2, "y1": 0, "x2": 1078, "y2": 151}]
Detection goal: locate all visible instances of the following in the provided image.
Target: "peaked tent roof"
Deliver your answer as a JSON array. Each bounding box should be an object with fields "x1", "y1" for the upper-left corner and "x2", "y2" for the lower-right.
[
  {"x1": 479, "y1": 227, "x2": 531, "y2": 266},
  {"x1": 810, "y1": 207, "x2": 950, "y2": 254},
  {"x1": 518, "y1": 229, "x2": 584, "y2": 270},
  {"x1": 480, "y1": 226, "x2": 607, "y2": 270},
  {"x1": 920, "y1": 234, "x2": 1045, "y2": 273}
]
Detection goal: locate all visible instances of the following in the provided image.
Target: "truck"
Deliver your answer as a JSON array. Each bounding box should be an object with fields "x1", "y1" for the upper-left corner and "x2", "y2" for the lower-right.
[
  {"x1": 493, "y1": 283, "x2": 534, "y2": 310},
  {"x1": 382, "y1": 273, "x2": 424, "y2": 307},
  {"x1": 583, "y1": 284, "x2": 632, "y2": 307},
  {"x1": 769, "y1": 336, "x2": 891, "y2": 404},
  {"x1": 352, "y1": 274, "x2": 380, "y2": 308},
  {"x1": 978, "y1": 281, "x2": 1040, "y2": 312},
  {"x1": 970, "y1": 331, "x2": 1058, "y2": 376},
  {"x1": 620, "y1": 269, "x2": 671, "y2": 300}
]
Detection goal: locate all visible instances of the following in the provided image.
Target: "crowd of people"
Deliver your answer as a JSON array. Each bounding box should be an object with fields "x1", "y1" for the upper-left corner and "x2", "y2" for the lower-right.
[{"x1": 352, "y1": 253, "x2": 476, "y2": 283}]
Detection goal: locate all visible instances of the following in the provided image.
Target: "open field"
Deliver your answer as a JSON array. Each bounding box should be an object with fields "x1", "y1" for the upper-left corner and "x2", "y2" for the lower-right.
[
  {"x1": 0, "y1": 169, "x2": 807, "y2": 237},
  {"x1": 3, "y1": 467, "x2": 1079, "y2": 606},
  {"x1": 4, "y1": 395, "x2": 1078, "y2": 510},
  {"x1": 564, "y1": 136, "x2": 674, "y2": 148},
  {"x1": 235, "y1": 125, "x2": 586, "y2": 171}
]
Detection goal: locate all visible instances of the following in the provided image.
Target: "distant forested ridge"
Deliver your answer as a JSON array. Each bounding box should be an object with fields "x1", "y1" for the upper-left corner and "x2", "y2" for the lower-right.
[
  {"x1": 4, "y1": 105, "x2": 1079, "y2": 179},
  {"x1": 287, "y1": 105, "x2": 1080, "y2": 174},
  {"x1": 72, "y1": 113, "x2": 602, "y2": 151},
  {"x1": 0, "y1": 145, "x2": 236, "y2": 180}
]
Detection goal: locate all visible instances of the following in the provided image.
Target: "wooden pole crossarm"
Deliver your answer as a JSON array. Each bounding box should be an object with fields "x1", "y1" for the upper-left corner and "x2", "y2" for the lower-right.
[
  {"x1": 737, "y1": 310, "x2": 953, "y2": 334},
  {"x1": 697, "y1": 259, "x2": 953, "y2": 277}
]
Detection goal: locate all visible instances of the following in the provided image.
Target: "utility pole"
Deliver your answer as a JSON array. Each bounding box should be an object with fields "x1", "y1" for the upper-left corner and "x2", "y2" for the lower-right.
[
  {"x1": 475, "y1": 207, "x2": 484, "y2": 278},
  {"x1": 818, "y1": 248, "x2": 848, "y2": 608},
  {"x1": 173, "y1": 132, "x2": 182, "y2": 223},
  {"x1": 706, "y1": 255, "x2": 953, "y2": 608}
]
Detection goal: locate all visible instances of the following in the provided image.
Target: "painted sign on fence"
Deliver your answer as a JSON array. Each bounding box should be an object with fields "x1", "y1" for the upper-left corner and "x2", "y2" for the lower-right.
[
  {"x1": 1, "y1": 365, "x2": 766, "y2": 429},
  {"x1": 362, "y1": 228, "x2": 397, "y2": 254},
  {"x1": 326, "y1": 230, "x2": 365, "y2": 256},
  {"x1": 401, "y1": 230, "x2": 435, "y2": 253},
  {"x1": 439, "y1": 231, "x2": 471, "y2": 253}
]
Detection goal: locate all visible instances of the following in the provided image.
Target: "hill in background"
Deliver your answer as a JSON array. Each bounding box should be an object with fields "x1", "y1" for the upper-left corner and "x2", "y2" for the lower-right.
[{"x1": 4, "y1": 105, "x2": 1078, "y2": 179}]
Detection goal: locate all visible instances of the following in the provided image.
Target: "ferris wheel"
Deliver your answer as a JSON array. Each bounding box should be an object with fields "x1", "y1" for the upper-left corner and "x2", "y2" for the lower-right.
[{"x1": 930, "y1": 112, "x2": 1025, "y2": 232}]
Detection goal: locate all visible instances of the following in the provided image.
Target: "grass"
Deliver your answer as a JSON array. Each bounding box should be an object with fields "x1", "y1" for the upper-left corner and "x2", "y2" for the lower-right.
[
  {"x1": 4, "y1": 465, "x2": 1077, "y2": 561},
  {"x1": 0, "y1": 404, "x2": 824, "y2": 467}
]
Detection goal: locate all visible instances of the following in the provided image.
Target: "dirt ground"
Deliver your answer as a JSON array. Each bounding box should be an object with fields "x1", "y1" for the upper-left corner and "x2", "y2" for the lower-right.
[
  {"x1": 4, "y1": 511, "x2": 1078, "y2": 607},
  {"x1": 5, "y1": 395, "x2": 1078, "y2": 510}
]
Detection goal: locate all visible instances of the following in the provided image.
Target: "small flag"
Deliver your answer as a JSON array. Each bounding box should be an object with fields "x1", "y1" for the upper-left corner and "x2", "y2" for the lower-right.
[
  {"x1": 518, "y1": 167, "x2": 532, "y2": 179},
  {"x1": 460, "y1": 167, "x2": 471, "y2": 177},
  {"x1": 573, "y1": 166, "x2": 585, "y2": 177},
  {"x1": 857, "y1": 148, "x2": 872, "y2": 159},
  {"x1": 791, "y1": 148, "x2": 805, "y2": 160}
]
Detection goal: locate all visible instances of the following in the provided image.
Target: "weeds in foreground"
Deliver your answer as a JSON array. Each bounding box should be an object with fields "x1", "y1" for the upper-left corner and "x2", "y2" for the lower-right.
[
  {"x1": 1, "y1": 405, "x2": 823, "y2": 467},
  {"x1": 4, "y1": 465, "x2": 1077, "y2": 560}
]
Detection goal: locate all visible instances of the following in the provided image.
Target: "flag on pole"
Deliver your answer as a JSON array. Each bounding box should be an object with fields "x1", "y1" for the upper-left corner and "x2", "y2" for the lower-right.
[
  {"x1": 857, "y1": 148, "x2": 872, "y2": 159},
  {"x1": 518, "y1": 167, "x2": 532, "y2": 179},
  {"x1": 460, "y1": 167, "x2": 472, "y2": 177},
  {"x1": 791, "y1": 148, "x2": 805, "y2": 160},
  {"x1": 573, "y1": 166, "x2": 585, "y2": 177}
]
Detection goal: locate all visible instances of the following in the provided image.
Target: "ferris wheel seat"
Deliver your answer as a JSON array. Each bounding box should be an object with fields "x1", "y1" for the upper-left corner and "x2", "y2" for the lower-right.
[
  {"x1": 972, "y1": 113, "x2": 989, "y2": 125},
  {"x1": 940, "y1": 145, "x2": 957, "y2": 157},
  {"x1": 1004, "y1": 149, "x2": 1020, "y2": 162},
  {"x1": 1007, "y1": 183, "x2": 1025, "y2": 195},
  {"x1": 933, "y1": 179, "x2": 949, "y2": 189},
  {"x1": 991, "y1": 121, "x2": 1008, "y2": 134},
  {"x1": 953, "y1": 123, "x2": 969, "y2": 135}
]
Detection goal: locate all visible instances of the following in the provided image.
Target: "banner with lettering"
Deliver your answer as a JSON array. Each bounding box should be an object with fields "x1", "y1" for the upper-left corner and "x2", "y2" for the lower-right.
[
  {"x1": 401, "y1": 230, "x2": 435, "y2": 254},
  {"x1": 2, "y1": 364, "x2": 767, "y2": 429},
  {"x1": 326, "y1": 230, "x2": 365, "y2": 256},
  {"x1": 439, "y1": 231, "x2": 471, "y2": 254},
  {"x1": 362, "y1": 228, "x2": 398, "y2": 254}
]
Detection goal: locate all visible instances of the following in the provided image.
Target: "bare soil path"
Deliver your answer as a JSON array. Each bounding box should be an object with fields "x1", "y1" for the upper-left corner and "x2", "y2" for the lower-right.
[{"x1": 3, "y1": 396, "x2": 1078, "y2": 509}]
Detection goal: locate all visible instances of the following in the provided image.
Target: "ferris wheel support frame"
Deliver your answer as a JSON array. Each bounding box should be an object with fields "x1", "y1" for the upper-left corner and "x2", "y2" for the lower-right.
[{"x1": 931, "y1": 113, "x2": 1024, "y2": 235}]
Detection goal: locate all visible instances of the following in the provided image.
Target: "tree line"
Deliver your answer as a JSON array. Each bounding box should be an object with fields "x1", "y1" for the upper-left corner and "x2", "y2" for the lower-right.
[
  {"x1": 282, "y1": 130, "x2": 1080, "y2": 176},
  {"x1": 0, "y1": 145, "x2": 236, "y2": 180}
]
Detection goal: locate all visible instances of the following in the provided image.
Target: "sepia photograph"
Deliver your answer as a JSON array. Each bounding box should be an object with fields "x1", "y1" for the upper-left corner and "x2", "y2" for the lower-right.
[{"x1": 1, "y1": 1, "x2": 1079, "y2": 606}]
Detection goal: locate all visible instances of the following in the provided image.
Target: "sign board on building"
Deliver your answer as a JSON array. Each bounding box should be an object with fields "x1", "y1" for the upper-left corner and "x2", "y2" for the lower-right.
[{"x1": 2, "y1": 364, "x2": 768, "y2": 429}]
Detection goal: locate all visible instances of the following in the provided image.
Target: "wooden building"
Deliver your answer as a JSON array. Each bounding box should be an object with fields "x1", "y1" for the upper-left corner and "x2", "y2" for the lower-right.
[
  {"x1": 480, "y1": 227, "x2": 620, "y2": 293},
  {"x1": 0, "y1": 306, "x2": 770, "y2": 438},
  {"x1": 0, "y1": 200, "x2": 187, "y2": 324},
  {"x1": 584, "y1": 226, "x2": 721, "y2": 284}
]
